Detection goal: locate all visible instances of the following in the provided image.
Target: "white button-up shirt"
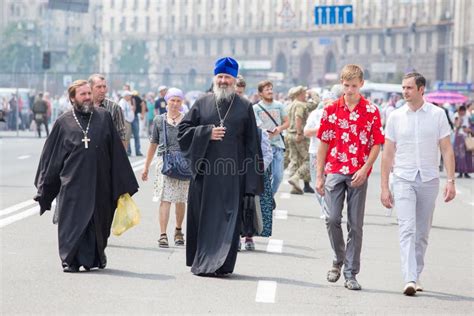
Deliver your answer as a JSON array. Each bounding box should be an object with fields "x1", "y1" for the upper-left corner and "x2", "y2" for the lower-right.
[{"x1": 385, "y1": 102, "x2": 451, "y2": 182}]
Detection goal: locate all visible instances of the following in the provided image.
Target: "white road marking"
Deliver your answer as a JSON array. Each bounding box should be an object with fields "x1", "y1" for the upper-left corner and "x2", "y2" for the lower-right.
[
  {"x1": 255, "y1": 281, "x2": 277, "y2": 303},
  {"x1": 274, "y1": 209, "x2": 288, "y2": 220},
  {"x1": 279, "y1": 193, "x2": 291, "y2": 199},
  {"x1": 0, "y1": 206, "x2": 39, "y2": 228},
  {"x1": 0, "y1": 201, "x2": 57, "y2": 228},
  {"x1": 17, "y1": 155, "x2": 31, "y2": 160},
  {"x1": 266, "y1": 239, "x2": 283, "y2": 253},
  {"x1": 0, "y1": 200, "x2": 36, "y2": 216},
  {"x1": 130, "y1": 158, "x2": 147, "y2": 167}
]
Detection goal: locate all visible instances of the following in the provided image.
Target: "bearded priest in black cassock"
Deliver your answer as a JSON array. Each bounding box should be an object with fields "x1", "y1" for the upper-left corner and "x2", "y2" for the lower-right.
[
  {"x1": 178, "y1": 57, "x2": 263, "y2": 276},
  {"x1": 34, "y1": 80, "x2": 139, "y2": 272}
]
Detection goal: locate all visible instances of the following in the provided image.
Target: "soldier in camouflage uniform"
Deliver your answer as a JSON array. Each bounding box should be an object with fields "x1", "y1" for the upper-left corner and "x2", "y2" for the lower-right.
[{"x1": 286, "y1": 86, "x2": 318, "y2": 194}]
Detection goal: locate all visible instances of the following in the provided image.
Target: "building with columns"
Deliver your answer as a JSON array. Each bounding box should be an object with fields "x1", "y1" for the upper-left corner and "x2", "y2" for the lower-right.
[{"x1": 100, "y1": 0, "x2": 472, "y2": 91}]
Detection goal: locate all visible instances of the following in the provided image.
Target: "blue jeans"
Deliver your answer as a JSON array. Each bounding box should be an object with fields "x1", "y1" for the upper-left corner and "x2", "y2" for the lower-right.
[
  {"x1": 271, "y1": 146, "x2": 284, "y2": 196},
  {"x1": 127, "y1": 116, "x2": 141, "y2": 155}
]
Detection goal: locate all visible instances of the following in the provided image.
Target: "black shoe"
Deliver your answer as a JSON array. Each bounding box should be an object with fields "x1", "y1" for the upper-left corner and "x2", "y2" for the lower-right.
[
  {"x1": 304, "y1": 182, "x2": 315, "y2": 194},
  {"x1": 99, "y1": 255, "x2": 107, "y2": 269},
  {"x1": 457, "y1": 173, "x2": 464, "y2": 178},
  {"x1": 136, "y1": 152, "x2": 144, "y2": 156},
  {"x1": 464, "y1": 173, "x2": 471, "y2": 178},
  {"x1": 271, "y1": 197, "x2": 276, "y2": 210},
  {"x1": 62, "y1": 264, "x2": 79, "y2": 273}
]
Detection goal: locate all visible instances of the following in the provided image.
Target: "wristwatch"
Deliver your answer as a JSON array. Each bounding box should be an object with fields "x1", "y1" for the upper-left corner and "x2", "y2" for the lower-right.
[{"x1": 447, "y1": 179, "x2": 455, "y2": 184}]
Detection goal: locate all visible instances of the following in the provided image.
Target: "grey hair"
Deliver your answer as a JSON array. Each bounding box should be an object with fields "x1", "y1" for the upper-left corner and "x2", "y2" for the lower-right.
[{"x1": 88, "y1": 74, "x2": 106, "y2": 87}]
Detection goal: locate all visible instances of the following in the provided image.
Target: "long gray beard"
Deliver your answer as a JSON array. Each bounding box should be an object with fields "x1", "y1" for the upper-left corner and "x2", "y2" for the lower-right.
[
  {"x1": 213, "y1": 85, "x2": 235, "y2": 103},
  {"x1": 74, "y1": 101, "x2": 92, "y2": 113}
]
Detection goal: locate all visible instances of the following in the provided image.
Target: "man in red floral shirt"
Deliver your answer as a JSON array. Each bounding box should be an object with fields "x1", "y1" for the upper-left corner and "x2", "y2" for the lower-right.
[{"x1": 316, "y1": 64, "x2": 385, "y2": 290}]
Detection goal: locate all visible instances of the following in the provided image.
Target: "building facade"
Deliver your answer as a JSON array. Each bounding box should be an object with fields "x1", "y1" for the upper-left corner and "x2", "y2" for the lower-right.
[{"x1": 99, "y1": 0, "x2": 470, "y2": 91}]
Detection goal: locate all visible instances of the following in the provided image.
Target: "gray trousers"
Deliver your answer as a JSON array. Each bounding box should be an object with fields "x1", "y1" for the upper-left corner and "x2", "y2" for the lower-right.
[
  {"x1": 324, "y1": 173, "x2": 368, "y2": 279},
  {"x1": 393, "y1": 173, "x2": 439, "y2": 283}
]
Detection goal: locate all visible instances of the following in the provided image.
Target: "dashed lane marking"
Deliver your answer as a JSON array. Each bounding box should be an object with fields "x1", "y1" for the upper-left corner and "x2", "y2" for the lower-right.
[
  {"x1": 274, "y1": 209, "x2": 288, "y2": 219},
  {"x1": 266, "y1": 239, "x2": 283, "y2": 253},
  {"x1": 17, "y1": 155, "x2": 31, "y2": 160},
  {"x1": 279, "y1": 193, "x2": 291, "y2": 199},
  {"x1": 255, "y1": 281, "x2": 277, "y2": 303}
]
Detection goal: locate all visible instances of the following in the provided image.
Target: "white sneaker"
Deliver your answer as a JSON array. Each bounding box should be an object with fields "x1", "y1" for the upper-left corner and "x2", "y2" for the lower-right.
[
  {"x1": 416, "y1": 280, "x2": 423, "y2": 292},
  {"x1": 403, "y1": 282, "x2": 416, "y2": 296}
]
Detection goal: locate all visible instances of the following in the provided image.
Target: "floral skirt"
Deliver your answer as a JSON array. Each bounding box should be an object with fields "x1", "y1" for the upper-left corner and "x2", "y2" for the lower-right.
[
  {"x1": 153, "y1": 156, "x2": 190, "y2": 203},
  {"x1": 259, "y1": 169, "x2": 273, "y2": 237}
]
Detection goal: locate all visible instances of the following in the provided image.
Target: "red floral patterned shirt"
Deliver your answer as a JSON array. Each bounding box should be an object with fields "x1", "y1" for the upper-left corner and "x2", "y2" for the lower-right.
[{"x1": 317, "y1": 95, "x2": 385, "y2": 175}]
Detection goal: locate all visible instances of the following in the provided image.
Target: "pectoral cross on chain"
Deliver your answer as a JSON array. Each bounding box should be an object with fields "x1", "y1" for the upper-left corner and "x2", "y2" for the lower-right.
[{"x1": 82, "y1": 135, "x2": 90, "y2": 149}]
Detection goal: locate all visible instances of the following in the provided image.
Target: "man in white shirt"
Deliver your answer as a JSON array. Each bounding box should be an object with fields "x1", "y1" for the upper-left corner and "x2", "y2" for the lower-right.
[
  {"x1": 381, "y1": 72, "x2": 456, "y2": 296},
  {"x1": 118, "y1": 91, "x2": 135, "y2": 151}
]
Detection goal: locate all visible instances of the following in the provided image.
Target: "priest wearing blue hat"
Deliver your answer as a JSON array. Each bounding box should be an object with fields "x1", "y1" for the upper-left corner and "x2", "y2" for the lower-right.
[{"x1": 178, "y1": 57, "x2": 263, "y2": 276}]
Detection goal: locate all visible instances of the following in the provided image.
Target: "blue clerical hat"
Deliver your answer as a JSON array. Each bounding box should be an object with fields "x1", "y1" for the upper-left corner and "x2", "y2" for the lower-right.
[{"x1": 214, "y1": 57, "x2": 239, "y2": 77}]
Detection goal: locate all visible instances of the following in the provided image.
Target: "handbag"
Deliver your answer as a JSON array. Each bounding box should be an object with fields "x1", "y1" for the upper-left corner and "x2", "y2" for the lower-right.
[
  {"x1": 161, "y1": 114, "x2": 192, "y2": 180},
  {"x1": 112, "y1": 193, "x2": 140, "y2": 236},
  {"x1": 465, "y1": 134, "x2": 474, "y2": 152},
  {"x1": 242, "y1": 195, "x2": 263, "y2": 236}
]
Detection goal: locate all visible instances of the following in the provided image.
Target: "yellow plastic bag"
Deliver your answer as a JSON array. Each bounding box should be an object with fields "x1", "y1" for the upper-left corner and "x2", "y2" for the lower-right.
[{"x1": 112, "y1": 193, "x2": 140, "y2": 236}]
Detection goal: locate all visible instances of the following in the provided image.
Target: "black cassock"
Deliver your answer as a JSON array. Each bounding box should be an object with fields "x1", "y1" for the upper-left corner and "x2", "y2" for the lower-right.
[
  {"x1": 34, "y1": 108, "x2": 138, "y2": 269},
  {"x1": 178, "y1": 94, "x2": 262, "y2": 275}
]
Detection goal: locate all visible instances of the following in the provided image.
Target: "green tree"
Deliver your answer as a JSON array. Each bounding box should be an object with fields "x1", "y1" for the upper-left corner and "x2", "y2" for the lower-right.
[
  {"x1": 69, "y1": 42, "x2": 99, "y2": 73},
  {"x1": 0, "y1": 22, "x2": 42, "y2": 73},
  {"x1": 115, "y1": 40, "x2": 149, "y2": 74}
]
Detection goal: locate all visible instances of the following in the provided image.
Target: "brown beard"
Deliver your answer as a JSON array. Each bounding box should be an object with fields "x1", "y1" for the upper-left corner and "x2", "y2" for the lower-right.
[{"x1": 73, "y1": 99, "x2": 92, "y2": 113}]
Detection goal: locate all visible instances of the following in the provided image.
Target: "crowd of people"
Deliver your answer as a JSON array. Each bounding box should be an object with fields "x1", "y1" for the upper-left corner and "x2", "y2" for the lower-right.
[{"x1": 32, "y1": 57, "x2": 471, "y2": 297}]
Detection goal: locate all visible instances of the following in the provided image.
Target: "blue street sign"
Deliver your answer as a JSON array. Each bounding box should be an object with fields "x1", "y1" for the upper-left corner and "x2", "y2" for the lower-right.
[
  {"x1": 314, "y1": 5, "x2": 353, "y2": 25},
  {"x1": 434, "y1": 81, "x2": 473, "y2": 92}
]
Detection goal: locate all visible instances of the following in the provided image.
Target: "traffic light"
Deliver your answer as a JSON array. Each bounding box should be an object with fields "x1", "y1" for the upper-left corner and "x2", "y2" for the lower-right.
[{"x1": 42, "y1": 51, "x2": 51, "y2": 70}]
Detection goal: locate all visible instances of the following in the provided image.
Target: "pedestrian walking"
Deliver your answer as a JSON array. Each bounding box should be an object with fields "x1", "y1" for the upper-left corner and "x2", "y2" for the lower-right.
[
  {"x1": 32, "y1": 93, "x2": 49, "y2": 138},
  {"x1": 453, "y1": 105, "x2": 473, "y2": 178},
  {"x1": 34, "y1": 80, "x2": 138, "y2": 272},
  {"x1": 142, "y1": 88, "x2": 189, "y2": 248},
  {"x1": 89, "y1": 74, "x2": 127, "y2": 148},
  {"x1": 304, "y1": 91, "x2": 335, "y2": 218},
  {"x1": 178, "y1": 57, "x2": 262, "y2": 276},
  {"x1": 286, "y1": 85, "x2": 314, "y2": 194},
  {"x1": 381, "y1": 72, "x2": 456, "y2": 295},
  {"x1": 127, "y1": 90, "x2": 145, "y2": 156},
  {"x1": 253, "y1": 80, "x2": 289, "y2": 198},
  {"x1": 118, "y1": 91, "x2": 135, "y2": 151},
  {"x1": 155, "y1": 86, "x2": 168, "y2": 115},
  {"x1": 316, "y1": 64, "x2": 385, "y2": 290},
  {"x1": 240, "y1": 127, "x2": 274, "y2": 250}
]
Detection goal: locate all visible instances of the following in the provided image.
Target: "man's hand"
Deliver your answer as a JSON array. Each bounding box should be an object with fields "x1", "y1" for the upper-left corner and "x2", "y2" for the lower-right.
[
  {"x1": 444, "y1": 182, "x2": 456, "y2": 202},
  {"x1": 351, "y1": 168, "x2": 368, "y2": 187},
  {"x1": 316, "y1": 176, "x2": 325, "y2": 196},
  {"x1": 380, "y1": 188, "x2": 394, "y2": 209},
  {"x1": 141, "y1": 168, "x2": 149, "y2": 181},
  {"x1": 211, "y1": 126, "x2": 226, "y2": 141},
  {"x1": 271, "y1": 126, "x2": 281, "y2": 136}
]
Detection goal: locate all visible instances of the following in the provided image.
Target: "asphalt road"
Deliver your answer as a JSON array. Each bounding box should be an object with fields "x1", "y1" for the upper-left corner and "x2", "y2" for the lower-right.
[{"x1": 1, "y1": 136, "x2": 473, "y2": 315}]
